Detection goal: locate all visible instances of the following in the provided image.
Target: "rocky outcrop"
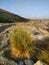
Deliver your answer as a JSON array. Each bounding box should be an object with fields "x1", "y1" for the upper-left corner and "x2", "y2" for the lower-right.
[
  {"x1": 34, "y1": 60, "x2": 47, "y2": 65},
  {"x1": 0, "y1": 34, "x2": 9, "y2": 49},
  {"x1": 0, "y1": 56, "x2": 17, "y2": 65}
]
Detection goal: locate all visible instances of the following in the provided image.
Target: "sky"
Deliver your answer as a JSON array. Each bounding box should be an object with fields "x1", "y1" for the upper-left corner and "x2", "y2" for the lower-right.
[{"x1": 0, "y1": 0, "x2": 49, "y2": 19}]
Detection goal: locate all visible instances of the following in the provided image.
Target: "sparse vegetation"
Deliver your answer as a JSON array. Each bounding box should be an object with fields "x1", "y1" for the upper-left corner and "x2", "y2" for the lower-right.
[
  {"x1": 35, "y1": 38, "x2": 49, "y2": 64},
  {"x1": 9, "y1": 26, "x2": 35, "y2": 59},
  {"x1": 36, "y1": 50, "x2": 49, "y2": 64},
  {"x1": 4, "y1": 26, "x2": 49, "y2": 64}
]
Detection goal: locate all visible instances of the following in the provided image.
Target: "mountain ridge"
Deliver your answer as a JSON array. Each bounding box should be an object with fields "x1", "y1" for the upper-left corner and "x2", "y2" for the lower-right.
[{"x1": 0, "y1": 9, "x2": 29, "y2": 23}]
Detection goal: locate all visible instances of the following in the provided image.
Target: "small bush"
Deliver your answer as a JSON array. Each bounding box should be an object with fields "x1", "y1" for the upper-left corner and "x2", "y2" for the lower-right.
[
  {"x1": 36, "y1": 50, "x2": 49, "y2": 64},
  {"x1": 9, "y1": 27, "x2": 35, "y2": 59}
]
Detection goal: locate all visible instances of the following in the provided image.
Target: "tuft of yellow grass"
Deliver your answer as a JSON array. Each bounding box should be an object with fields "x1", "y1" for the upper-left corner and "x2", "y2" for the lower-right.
[
  {"x1": 36, "y1": 50, "x2": 49, "y2": 64},
  {"x1": 9, "y1": 26, "x2": 35, "y2": 59}
]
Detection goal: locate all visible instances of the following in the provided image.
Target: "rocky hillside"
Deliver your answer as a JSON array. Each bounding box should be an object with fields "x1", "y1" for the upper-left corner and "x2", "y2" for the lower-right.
[
  {"x1": 0, "y1": 21, "x2": 49, "y2": 65},
  {"x1": 0, "y1": 9, "x2": 29, "y2": 23}
]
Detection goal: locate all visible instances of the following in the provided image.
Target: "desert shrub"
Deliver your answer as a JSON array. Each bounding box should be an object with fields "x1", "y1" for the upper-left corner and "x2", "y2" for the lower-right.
[{"x1": 9, "y1": 27, "x2": 35, "y2": 59}]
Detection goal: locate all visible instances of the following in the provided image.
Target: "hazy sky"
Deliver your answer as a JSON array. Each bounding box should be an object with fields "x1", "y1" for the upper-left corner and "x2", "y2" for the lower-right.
[{"x1": 0, "y1": 0, "x2": 49, "y2": 19}]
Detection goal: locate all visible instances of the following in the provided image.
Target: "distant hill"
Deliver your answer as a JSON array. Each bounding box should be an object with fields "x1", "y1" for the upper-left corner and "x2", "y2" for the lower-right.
[{"x1": 0, "y1": 9, "x2": 29, "y2": 23}]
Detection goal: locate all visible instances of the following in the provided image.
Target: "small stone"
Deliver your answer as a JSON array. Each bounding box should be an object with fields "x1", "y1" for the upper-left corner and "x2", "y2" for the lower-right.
[
  {"x1": 25, "y1": 59, "x2": 34, "y2": 65},
  {"x1": 18, "y1": 61, "x2": 24, "y2": 65},
  {"x1": 34, "y1": 60, "x2": 47, "y2": 65},
  {"x1": 0, "y1": 56, "x2": 17, "y2": 65}
]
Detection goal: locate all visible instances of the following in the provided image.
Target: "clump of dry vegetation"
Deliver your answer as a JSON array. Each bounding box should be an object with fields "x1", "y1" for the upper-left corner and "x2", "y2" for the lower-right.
[
  {"x1": 9, "y1": 26, "x2": 35, "y2": 59},
  {"x1": 36, "y1": 50, "x2": 49, "y2": 64},
  {"x1": 35, "y1": 37, "x2": 49, "y2": 64},
  {"x1": 9, "y1": 26, "x2": 49, "y2": 64}
]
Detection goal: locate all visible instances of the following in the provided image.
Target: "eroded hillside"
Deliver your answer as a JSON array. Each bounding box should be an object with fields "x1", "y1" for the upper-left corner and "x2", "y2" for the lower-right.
[{"x1": 0, "y1": 20, "x2": 49, "y2": 65}]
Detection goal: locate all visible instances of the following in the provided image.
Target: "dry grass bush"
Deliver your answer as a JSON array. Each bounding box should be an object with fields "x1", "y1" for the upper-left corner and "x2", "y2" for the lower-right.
[
  {"x1": 9, "y1": 26, "x2": 35, "y2": 59},
  {"x1": 9, "y1": 26, "x2": 49, "y2": 63},
  {"x1": 36, "y1": 50, "x2": 49, "y2": 64}
]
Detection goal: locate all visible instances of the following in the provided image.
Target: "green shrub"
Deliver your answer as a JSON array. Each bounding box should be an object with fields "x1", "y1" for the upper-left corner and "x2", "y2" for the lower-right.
[{"x1": 0, "y1": 16, "x2": 13, "y2": 23}]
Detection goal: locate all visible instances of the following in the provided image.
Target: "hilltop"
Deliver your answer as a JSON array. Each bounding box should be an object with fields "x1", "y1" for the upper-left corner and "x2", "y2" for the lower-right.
[{"x1": 0, "y1": 9, "x2": 29, "y2": 23}]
